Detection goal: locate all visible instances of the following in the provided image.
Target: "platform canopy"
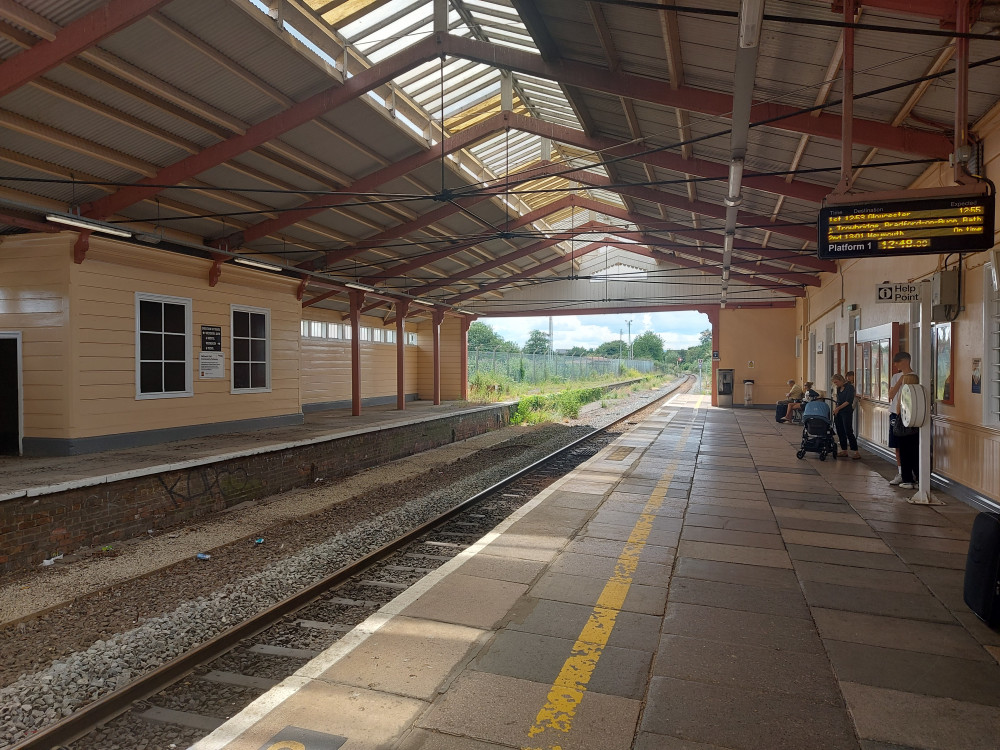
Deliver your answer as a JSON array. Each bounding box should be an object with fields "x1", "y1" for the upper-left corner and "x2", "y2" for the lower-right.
[{"x1": 1, "y1": 0, "x2": 998, "y2": 316}]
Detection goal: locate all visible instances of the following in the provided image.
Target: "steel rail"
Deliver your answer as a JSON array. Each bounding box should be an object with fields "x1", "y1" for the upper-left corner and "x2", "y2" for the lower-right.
[{"x1": 9, "y1": 375, "x2": 694, "y2": 750}]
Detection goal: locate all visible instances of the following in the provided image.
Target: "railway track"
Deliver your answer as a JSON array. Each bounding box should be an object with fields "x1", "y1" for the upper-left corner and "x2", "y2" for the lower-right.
[{"x1": 10, "y1": 375, "x2": 695, "y2": 750}]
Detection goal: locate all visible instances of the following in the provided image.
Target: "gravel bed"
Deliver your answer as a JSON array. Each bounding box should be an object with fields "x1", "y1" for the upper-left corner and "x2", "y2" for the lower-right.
[
  {"x1": 68, "y1": 708, "x2": 205, "y2": 750},
  {"x1": 152, "y1": 680, "x2": 262, "y2": 719},
  {"x1": 0, "y1": 378, "x2": 684, "y2": 749}
]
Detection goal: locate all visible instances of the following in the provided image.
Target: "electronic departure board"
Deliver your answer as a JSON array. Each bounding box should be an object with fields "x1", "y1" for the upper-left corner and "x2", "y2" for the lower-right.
[{"x1": 818, "y1": 193, "x2": 995, "y2": 259}]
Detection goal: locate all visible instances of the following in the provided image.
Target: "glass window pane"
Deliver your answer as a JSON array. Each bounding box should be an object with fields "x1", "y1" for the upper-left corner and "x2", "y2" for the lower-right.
[
  {"x1": 139, "y1": 300, "x2": 161, "y2": 332},
  {"x1": 140, "y1": 332, "x2": 162, "y2": 361},
  {"x1": 163, "y1": 362, "x2": 186, "y2": 392},
  {"x1": 300, "y1": 320, "x2": 308, "y2": 336},
  {"x1": 344, "y1": 326, "x2": 352, "y2": 339},
  {"x1": 250, "y1": 312, "x2": 266, "y2": 339},
  {"x1": 233, "y1": 310, "x2": 249, "y2": 338},
  {"x1": 234, "y1": 338, "x2": 250, "y2": 361},
  {"x1": 879, "y1": 340, "x2": 890, "y2": 401},
  {"x1": 250, "y1": 339, "x2": 266, "y2": 361},
  {"x1": 310, "y1": 321, "x2": 324, "y2": 337},
  {"x1": 328, "y1": 323, "x2": 341, "y2": 338},
  {"x1": 163, "y1": 303, "x2": 185, "y2": 333},
  {"x1": 163, "y1": 333, "x2": 186, "y2": 361},
  {"x1": 250, "y1": 363, "x2": 267, "y2": 389},
  {"x1": 140, "y1": 362, "x2": 162, "y2": 393},
  {"x1": 234, "y1": 362, "x2": 250, "y2": 390}
]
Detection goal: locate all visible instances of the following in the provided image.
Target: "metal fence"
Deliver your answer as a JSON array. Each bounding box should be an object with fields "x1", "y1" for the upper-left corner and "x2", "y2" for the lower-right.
[{"x1": 469, "y1": 349, "x2": 658, "y2": 383}]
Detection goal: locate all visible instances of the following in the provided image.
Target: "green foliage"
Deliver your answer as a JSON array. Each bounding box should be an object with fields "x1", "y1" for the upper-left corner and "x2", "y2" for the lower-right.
[
  {"x1": 522, "y1": 329, "x2": 552, "y2": 355},
  {"x1": 469, "y1": 371, "x2": 513, "y2": 400},
  {"x1": 510, "y1": 385, "x2": 606, "y2": 424},
  {"x1": 468, "y1": 321, "x2": 520, "y2": 352},
  {"x1": 566, "y1": 346, "x2": 590, "y2": 356},
  {"x1": 632, "y1": 331, "x2": 665, "y2": 361},
  {"x1": 593, "y1": 340, "x2": 623, "y2": 358}
]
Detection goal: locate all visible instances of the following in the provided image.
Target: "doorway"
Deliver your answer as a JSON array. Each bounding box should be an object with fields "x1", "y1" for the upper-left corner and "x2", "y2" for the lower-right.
[{"x1": 0, "y1": 333, "x2": 22, "y2": 455}]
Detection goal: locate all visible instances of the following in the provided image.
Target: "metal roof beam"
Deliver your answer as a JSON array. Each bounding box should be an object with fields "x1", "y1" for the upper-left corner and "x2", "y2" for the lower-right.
[
  {"x1": 439, "y1": 35, "x2": 952, "y2": 159},
  {"x1": 81, "y1": 34, "x2": 446, "y2": 221},
  {"x1": 0, "y1": 0, "x2": 171, "y2": 99}
]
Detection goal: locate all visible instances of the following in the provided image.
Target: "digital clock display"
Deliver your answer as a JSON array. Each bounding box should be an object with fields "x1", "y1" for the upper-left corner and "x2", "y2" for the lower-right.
[{"x1": 818, "y1": 193, "x2": 995, "y2": 259}]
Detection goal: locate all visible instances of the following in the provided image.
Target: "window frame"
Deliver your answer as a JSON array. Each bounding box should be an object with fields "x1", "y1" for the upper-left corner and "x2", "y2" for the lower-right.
[
  {"x1": 135, "y1": 292, "x2": 193, "y2": 400},
  {"x1": 230, "y1": 304, "x2": 271, "y2": 394}
]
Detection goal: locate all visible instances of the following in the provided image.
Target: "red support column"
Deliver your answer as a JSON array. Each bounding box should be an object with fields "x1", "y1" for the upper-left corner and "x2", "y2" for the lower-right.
[
  {"x1": 432, "y1": 309, "x2": 444, "y2": 406},
  {"x1": 703, "y1": 306, "x2": 721, "y2": 408},
  {"x1": 395, "y1": 300, "x2": 409, "y2": 410},
  {"x1": 460, "y1": 316, "x2": 472, "y2": 401},
  {"x1": 954, "y1": 0, "x2": 974, "y2": 185},
  {"x1": 349, "y1": 290, "x2": 364, "y2": 416}
]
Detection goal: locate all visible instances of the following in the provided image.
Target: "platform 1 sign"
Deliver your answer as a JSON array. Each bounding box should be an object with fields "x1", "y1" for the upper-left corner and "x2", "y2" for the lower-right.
[
  {"x1": 818, "y1": 193, "x2": 994, "y2": 259},
  {"x1": 875, "y1": 282, "x2": 921, "y2": 303}
]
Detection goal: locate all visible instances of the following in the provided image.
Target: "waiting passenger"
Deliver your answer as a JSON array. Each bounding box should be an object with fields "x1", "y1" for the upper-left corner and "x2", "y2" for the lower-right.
[
  {"x1": 775, "y1": 379, "x2": 804, "y2": 422},
  {"x1": 779, "y1": 381, "x2": 817, "y2": 422},
  {"x1": 831, "y1": 373, "x2": 861, "y2": 459},
  {"x1": 895, "y1": 373, "x2": 921, "y2": 489}
]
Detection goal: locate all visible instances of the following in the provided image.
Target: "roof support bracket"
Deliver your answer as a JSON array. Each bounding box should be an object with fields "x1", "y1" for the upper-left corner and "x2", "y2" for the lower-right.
[
  {"x1": 73, "y1": 230, "x2": 90, "y2": 264},
  {"x1": 296, "y1": 277, "x2": 309, "y2": 301},
  {"x1": 209, "y1": 254, "x2": 226, "y2": 287}
]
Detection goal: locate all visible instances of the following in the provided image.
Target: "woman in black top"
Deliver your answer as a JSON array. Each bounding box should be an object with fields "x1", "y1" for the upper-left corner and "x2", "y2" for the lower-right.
[{"x1": 831, "y1": 373, "x2": 861, "y2": 458}]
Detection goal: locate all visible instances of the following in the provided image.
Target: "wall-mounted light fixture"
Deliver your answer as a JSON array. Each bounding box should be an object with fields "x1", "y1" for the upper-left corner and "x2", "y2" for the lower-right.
[
  {"x1": 232, "y1": 256, "x2": 282, "y2": 272},
  {"x1": 45, "y1": 213, "x2": 132, "y2": 238}
]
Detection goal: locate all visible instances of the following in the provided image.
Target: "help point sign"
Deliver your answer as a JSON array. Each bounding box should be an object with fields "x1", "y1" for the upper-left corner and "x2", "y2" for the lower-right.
[{"x1": 875, "y1": 282, "x2": 922, "y2": 303}]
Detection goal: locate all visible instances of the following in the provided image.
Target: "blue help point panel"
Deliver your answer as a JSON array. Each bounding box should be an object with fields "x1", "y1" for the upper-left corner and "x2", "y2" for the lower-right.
[{"x1": 257, "y1": 725, "x2": 348, "y2": 750}]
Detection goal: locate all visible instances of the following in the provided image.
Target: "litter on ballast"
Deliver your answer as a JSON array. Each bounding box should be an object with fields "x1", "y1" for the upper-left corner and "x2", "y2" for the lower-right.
[{"x1": 196, "y1": 552, "x2": 212, "y2": 561}]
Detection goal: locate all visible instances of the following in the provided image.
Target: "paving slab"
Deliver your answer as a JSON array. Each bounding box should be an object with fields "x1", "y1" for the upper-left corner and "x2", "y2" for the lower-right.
[
  {"x1": 841, "y1": 681, "x2": 1000, "y2": 750},
  {"x1": 799, "y1": 581, "x2": 955, "y2": 623},
  {"x1": 652, "y1": 634, "x2": 843, "y2": 703},
  {"x1": 529, "y1": 571, "x2": 669, "y2": 615},
  {"x1": 504, "y1": 597, "x2": 662, "y2": 652},
  {"x1": 661, "y1": 602, "x2": 824, "y2": 654},
  {"x1": 824, "y1": 640, "x2": 1000, "y2": 706},
  {"x1": 401, "y1": 575, "x2": 529, "y2": 629},
  {"x1": 667, "y1": 576, "x2": 811, "y2": 619},
  {"x1": 471, "y1": 628, "x2": 653, "y2": 700},
  {"x1": 416, "y1": 671, "x2": 641, "y2": 750},
  {"x1": 677, "y1": 540, "x2": 792, "y2": 569},
  {"x1": 785, "y1": 544, "x2": 910, "y2": 571},
  {"x1": 673, "y1": 556, "x2": 801, "y2": 590},
  {"x1": 793, "y1": 561, "x2": 927, "y2": 593},
  {"x1": 641, "y1": 676, "x2": 858, "y2": 750},
  {"x1": 680, "y1": 525, "x2": 786, "y2": 549},
  {"x1": 547, "y1": 551, "x2": 671, "y2": 586}
]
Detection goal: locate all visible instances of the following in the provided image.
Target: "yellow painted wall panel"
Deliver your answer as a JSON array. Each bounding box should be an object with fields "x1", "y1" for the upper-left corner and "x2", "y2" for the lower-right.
[{"x1": 718, "y1": 308, "x2": 797, "y2": 405}]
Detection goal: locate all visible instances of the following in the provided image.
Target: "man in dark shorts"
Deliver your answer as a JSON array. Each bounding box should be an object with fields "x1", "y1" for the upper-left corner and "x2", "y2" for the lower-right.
[{"x1": 886, "y1": 352, "x2": 914, "y2": 485}]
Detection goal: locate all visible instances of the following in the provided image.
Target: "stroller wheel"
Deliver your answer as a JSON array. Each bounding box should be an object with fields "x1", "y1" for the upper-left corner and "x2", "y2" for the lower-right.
[
  {"x1": 819, "y1": 451, "x2": 827, "y2": 461},
  {"x1": 832, "y1": 446, "x2": 838, "y2": 458},
  {"x1": 796, "y1": 449, "x2": 806, "y2": 459}
]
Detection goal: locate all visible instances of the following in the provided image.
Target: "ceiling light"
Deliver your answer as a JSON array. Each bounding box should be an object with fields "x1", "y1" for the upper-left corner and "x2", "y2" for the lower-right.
[
  {"x1": 738, "y1": 0, "x2": 766, "y2": 49},
  {"x1": 725, "y1": 158, "x2": 744, "y2": 207},
  {"x1": 45, "y1": 213, "x2": 131, "y2": 238},
  {"x1": 722, "y1": 268, "x2": 731, "y2": 282},
  {"x1": 232, "y1": 256, "x2": 283, "y2": 272},
  {"x1": 457, "y1": 309, "x2": 474, "y2": 315},
  {"x1": 345, "y1": 281, "x2": 375, "y2": 291},
  {"x1": 411, "y1": 299, "x2": 436, "y2": 307}
]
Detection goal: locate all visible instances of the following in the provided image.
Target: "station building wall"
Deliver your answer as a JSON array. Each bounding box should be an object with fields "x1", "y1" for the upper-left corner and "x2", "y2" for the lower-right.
[
  {"x1": 299, "y1": 307, "x2": 419, "y2": 410},
  {"x1": 416, "y1": 316, "x2": 465, "y2": 401},
  {"x1": 0, "y1": 233, "x2": 471, "y2": 456},
  {"x1": 717, "y1": 306, "x2": 798, "y2": 405},
  {"x1": 799, "y1": 101, "x2": 1000, "y2": 504}
]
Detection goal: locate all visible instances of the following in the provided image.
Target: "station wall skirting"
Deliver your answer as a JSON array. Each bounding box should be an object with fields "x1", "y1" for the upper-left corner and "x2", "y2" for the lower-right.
[
  {"x1": 0, "y1": 404, "x2": 514, "y2": 574},
  {"x1": 858, "y1": 437, "x2": 1000, "y2": 514},
  {"x1": 302, "y1": 393, "x2": 419, "y2": 413}
]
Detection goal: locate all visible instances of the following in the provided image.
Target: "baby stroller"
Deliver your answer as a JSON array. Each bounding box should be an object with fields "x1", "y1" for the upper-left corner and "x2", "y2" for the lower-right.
[{"x1": 795, "y1": 398, "x2": 838, "y2": 461}]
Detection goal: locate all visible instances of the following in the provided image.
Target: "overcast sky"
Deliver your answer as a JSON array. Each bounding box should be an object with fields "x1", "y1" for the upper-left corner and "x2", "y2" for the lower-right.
[{"x1": 480, "y1": 311, "x2": 710, "y2": 351}]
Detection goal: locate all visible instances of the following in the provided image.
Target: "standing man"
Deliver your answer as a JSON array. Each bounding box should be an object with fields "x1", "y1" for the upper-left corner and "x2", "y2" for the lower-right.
[{"x1": 886, "y1": 352, "x2": 914, "y2": 485}]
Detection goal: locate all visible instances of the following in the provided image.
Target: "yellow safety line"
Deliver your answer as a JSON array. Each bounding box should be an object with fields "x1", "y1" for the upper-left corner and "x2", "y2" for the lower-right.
[{"x1": 522, "y1": 404, "x2": 697, "y2": 750}]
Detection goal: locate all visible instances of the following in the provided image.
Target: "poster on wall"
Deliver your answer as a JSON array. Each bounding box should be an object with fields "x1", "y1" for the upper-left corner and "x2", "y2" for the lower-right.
[
  {"x1": 933, "y1": 323, "x2": 954, "y2": 405},
  {"x1": 199, "y1": 351, "x2": 225, "y2": 379},
  {"x1": 973, "y1": 358, "x2": 982, "y2": 394}
]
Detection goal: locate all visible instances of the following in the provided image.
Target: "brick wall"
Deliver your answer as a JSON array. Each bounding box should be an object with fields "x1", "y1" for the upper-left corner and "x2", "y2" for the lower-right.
[{"x1": 0, "y1": 405, "x2": 514, "y2": 575}]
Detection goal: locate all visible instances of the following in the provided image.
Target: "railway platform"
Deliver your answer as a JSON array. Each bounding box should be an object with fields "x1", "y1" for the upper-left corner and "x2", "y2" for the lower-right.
[{"x1": 191, "y1": 393, "x2": 1000, "y2": 750}]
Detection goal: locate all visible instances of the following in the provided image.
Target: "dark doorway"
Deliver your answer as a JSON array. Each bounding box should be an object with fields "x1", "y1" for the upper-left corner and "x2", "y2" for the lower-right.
[{"x1": 0, "y1": 338, "x2": 19, "y2": 455}]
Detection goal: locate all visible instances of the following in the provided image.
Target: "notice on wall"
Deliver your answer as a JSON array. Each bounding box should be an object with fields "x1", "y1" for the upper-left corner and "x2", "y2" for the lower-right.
[
  {"x1": 712, "y1": 350, "x2": 720, "y2": 361},
  {"x1": 201, "y1": 325, "x2": 222, "y2": 352},
  {"x1": 973, "y1": 358, "x2": 982, "y2": 394},
  {"x1": 199, "y1": 351, "x2": 225, "y2": 379}
]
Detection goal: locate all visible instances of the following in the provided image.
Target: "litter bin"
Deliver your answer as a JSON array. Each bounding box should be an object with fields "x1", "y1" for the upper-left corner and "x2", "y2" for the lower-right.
[
  {"x1": 743, "y1": 379, "x2": 755, "y2": 407},
  {"x1": 717, "y1": 369, "x2": 734, "y2": 407}
]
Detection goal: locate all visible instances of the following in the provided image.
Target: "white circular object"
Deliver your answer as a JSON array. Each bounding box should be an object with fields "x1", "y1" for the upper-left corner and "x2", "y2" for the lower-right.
[{"x1": 900, "y1": 383, "x2": 926, "y2": 427}]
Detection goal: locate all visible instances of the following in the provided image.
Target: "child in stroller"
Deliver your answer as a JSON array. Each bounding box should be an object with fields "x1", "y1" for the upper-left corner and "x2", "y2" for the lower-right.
[{"x1": 795, "y1": 398, "x2": 839, "y2": 460}]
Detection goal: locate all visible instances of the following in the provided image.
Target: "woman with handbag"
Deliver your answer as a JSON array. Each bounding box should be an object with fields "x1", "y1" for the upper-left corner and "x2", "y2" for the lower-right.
[
  {"x1": 895, "y1": 373, "x2": 921, "y2": 489},
  {"x1": 831, "y1": 374, "x2": 861, "y2": 459}
]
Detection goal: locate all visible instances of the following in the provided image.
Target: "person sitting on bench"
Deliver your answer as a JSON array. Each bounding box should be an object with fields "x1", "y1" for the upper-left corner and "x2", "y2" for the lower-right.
[
  {"x1": 779, "y1": 381, "x2": 817, "y2": 422},
  {"x1": 775, "y1": 379, "x2": 803, "y2": 423}
]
